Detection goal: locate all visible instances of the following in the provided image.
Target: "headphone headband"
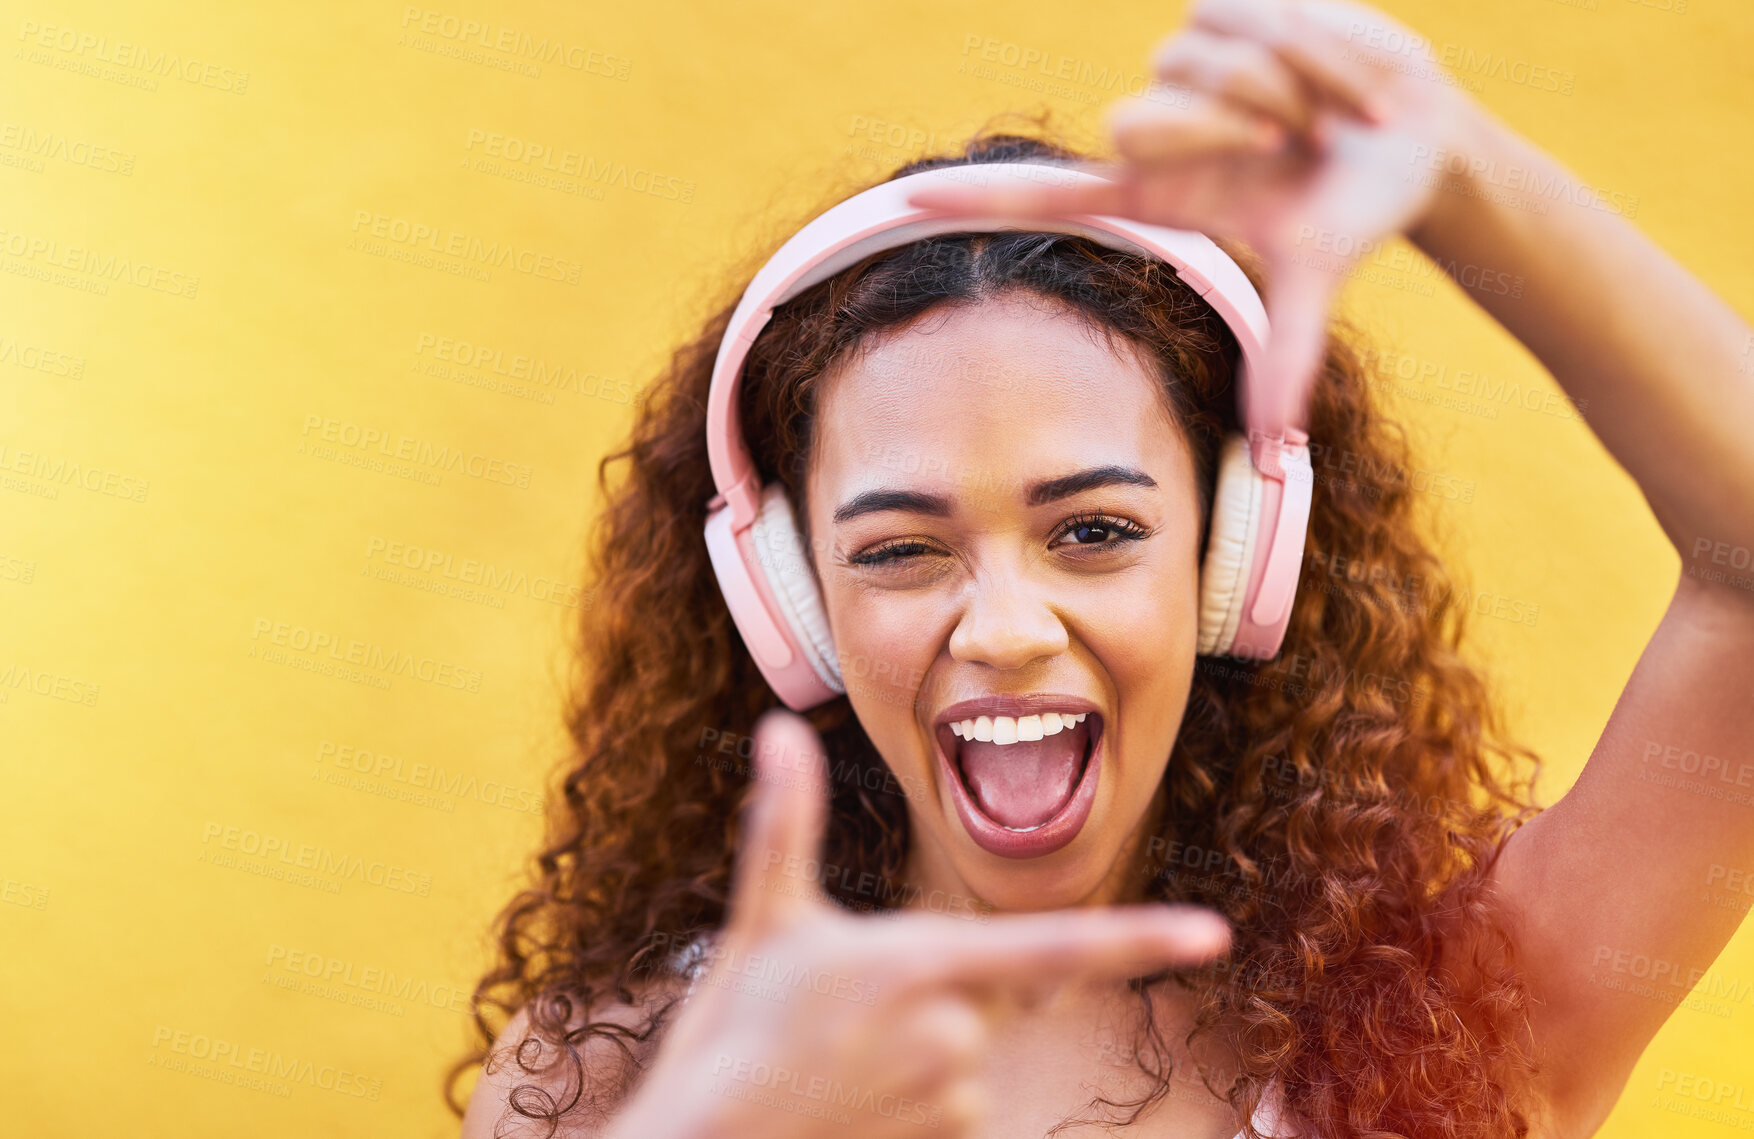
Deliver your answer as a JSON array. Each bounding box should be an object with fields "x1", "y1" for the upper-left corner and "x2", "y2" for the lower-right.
[{"x1": 704, "y1": 161, "x2": 1299, "y2": 530}]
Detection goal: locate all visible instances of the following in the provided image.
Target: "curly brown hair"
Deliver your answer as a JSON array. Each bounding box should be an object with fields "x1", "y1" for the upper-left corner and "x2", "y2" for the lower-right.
[{"x1": 444, "y1": 113, "x2": 1548, "y2": 1139}]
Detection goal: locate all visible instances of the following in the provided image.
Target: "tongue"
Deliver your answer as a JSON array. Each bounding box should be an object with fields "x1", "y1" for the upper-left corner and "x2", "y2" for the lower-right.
[{"x1": 958, "y1": 720, "x2": 1089, "y2": 829}]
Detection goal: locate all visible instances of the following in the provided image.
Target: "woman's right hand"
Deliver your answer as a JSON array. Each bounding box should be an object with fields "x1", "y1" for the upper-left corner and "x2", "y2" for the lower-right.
[
  {"x1": 607, "y1": 709, "x2": 1235, "y2": 1139},
  {"x1": 906, "y1": 0, "x2": 1487, "y2": 448}
]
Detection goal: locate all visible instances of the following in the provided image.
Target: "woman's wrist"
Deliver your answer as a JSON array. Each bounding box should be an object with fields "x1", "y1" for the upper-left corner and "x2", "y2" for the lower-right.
[{"x1": 1404, "y1": 100, "x2": 1527, "y2": 262}]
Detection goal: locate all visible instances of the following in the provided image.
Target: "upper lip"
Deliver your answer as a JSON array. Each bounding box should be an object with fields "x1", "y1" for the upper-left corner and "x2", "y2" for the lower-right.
[{"x1": 933, "y1": 693, "x2": 1101, "y2": 730}]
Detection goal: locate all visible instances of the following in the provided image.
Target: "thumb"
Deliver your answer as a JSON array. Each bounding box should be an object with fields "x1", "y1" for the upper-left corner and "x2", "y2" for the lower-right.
[
  {"x1": 1255, "y1": 245, "x2": 1338, "y2": 440},
  {"x1": 726, "y1": 708, "x2": 833, "y2": 937}
]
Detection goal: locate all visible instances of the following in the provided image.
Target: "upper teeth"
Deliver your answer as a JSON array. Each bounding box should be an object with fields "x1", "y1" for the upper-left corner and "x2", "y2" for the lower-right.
[{"x1": 950, "y1": 712, "x2": 1087, "y2": 744}]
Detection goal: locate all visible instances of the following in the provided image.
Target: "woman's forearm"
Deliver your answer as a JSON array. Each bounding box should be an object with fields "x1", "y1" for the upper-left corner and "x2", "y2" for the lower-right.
[
  {"x1": 600, "y1": 1075, "x2": 723, "y2": 1139},
  {"x1": 1406, "y1": 105, "x2": 1754, "y2": 586}
]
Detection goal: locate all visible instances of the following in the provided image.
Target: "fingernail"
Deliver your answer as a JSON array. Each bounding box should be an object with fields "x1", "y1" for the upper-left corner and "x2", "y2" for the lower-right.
[
  {"x1": 1363, "y1": 95, "x2": 1395, "y2": 125},
  {"x1": 1188, "y1": 912, "x2": 1232, "y2": 952}
]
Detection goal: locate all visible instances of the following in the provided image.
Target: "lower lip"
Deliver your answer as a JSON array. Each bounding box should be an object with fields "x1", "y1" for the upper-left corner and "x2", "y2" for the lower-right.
[{"x1": 936, "y1": 723, "x2": 1103, "y2": 860}]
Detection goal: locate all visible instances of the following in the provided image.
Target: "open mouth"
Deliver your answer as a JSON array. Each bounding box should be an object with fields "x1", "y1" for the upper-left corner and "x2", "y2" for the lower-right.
[{"x1": 934, "y1": 709, "x2": 1105, "y2": 860}]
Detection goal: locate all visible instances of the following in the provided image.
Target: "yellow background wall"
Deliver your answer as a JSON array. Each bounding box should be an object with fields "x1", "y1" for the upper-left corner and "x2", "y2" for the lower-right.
[{"x1": 2, "y1": 1, "x2": 1748, "y2": 1135}]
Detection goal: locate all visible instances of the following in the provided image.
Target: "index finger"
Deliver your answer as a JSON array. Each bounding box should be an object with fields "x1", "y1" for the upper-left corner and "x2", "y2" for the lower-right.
[
  {"x1": 901, "y1": 904, "x2": 1234, "y2": 993},
  {"x1": 902, "y1": 160, "x2": 1137, "y2": 219}
]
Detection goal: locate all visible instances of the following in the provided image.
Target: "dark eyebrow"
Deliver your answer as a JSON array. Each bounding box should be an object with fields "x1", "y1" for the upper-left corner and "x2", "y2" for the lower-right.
[
  {"x1": 833, "y1": 488, "x2": 952, "y2": 525},
  {"x1": 832, "y1": 465, "x2": 1157, "y2": 524},
  {"x1": 1025, "y1": 465, "x2": 1158, "y2": 506}
]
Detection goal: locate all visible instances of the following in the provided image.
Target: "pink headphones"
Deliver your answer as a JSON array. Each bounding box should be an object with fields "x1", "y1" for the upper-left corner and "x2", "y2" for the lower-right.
[{"x1": 703, "y1": 162, "x2": 1314, "y2": 712}]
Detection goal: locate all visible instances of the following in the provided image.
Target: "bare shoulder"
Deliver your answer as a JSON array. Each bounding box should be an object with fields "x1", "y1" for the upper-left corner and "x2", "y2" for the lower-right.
[{"x1": 459, "y1": 974, "x2": 693, "y2": 1139}]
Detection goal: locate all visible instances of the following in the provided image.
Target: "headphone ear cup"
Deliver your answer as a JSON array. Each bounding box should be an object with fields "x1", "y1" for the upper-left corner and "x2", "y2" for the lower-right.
[
  {"x1": 749, "y1": 484, "x2": 845, "y2": 695},
  {"x1": 1198, "y1": 434, "x2": 1264, "y2": 656}
]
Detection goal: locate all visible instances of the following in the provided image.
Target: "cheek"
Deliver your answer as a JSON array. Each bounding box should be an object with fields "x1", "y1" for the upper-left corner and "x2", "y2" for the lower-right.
[
  {"x1": 1095, "y1": 592, "x2": 1196, "y2": 685},
  {"x1": 1087, "y1": 560, "x2": 1201, "y2": 759},
  {"x1": 830, "y1": 592, "x2": 938, "y2": 794},
  {"x1": 824, "y1": 584, "x2": 940, "y2": 712},
  {"x1": 1088, "y1": 529, "x2": 1202, "y2": 635}
]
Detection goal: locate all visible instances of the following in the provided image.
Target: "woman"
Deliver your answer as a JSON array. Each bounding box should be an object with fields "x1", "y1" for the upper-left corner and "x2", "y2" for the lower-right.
[{"x1": 451, "y1": 2, "x2": 1754, "y2": 1136}]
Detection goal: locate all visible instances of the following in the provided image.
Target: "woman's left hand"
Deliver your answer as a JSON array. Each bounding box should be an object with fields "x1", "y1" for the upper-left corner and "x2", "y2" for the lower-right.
[{"x1": 908, "y1": 0, "x2": 1485, "y2": 438}]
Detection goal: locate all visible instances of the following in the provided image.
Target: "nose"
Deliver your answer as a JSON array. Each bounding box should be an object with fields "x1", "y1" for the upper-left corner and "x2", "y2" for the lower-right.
[{"x1": 947, "y1": 569, "x2": 1070, "y2": 671}]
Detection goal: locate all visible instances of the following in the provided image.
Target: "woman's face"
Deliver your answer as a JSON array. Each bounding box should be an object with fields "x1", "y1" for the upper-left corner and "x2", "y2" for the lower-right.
[{"x1": 803, "y1": 290, "x2": 1206, "y2": 913}]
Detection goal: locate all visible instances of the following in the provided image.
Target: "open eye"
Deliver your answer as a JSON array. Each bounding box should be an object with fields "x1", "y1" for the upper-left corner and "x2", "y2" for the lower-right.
[{"x1": 1052, "y1": 512, "x2": 1152, "y2": 549}]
